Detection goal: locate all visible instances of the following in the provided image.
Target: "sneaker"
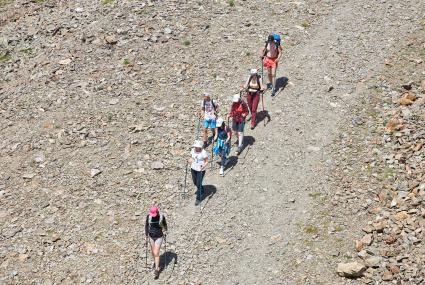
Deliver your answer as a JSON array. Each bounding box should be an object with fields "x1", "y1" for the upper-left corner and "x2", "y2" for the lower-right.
[
  {"x1": 154, "y1": 269, "x2": 159, "y2": 279},
  {"x1": 271, "y1": 91, "x2": 276, "y2": 97},
  {"x1": 219, "y1": 167, "x2": 224, "y2": 176},
  {"x1": 195, "y1": 199, "x2": 200, "y2": 206},
  {"x1": 267, "y1": 83, "x2": 273, "y2": 90}
]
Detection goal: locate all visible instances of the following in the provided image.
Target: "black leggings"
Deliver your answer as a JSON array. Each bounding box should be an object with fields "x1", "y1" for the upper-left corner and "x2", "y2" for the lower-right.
[{"x1": 191, "y1": 169, "x2": 206, "y2": 200}]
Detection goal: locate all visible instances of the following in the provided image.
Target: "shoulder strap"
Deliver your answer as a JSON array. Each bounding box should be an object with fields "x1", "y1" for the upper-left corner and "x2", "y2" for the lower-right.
[
  {"x1": 256, "y1": 75, "x2": 261, "y2": 90},
  {"x1": 263, "y1": 41, "x2": 268, "y2": 57},
  {"x1": 211, "y1": 99, "x2": 216, "y2": 111}
]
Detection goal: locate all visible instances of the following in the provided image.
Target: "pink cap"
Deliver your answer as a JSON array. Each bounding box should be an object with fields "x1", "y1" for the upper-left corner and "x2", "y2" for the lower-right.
[{"x1": 149, "y1": 206, "x2": 159, "y2": 217}]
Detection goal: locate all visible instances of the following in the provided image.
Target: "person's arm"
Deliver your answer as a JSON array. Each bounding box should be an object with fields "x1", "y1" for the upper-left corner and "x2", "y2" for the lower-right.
[
  {"x1": 242, "y1": 103, "x2": 249, "y2": 117},
  {"x1": 277, "y1": 46, "x2": 283, "y2": 61},
  {"x1": 201, "y1": 152, "x2": 209, "y2": 171},
  {"x1": 226, "y1": 127, "x2": 232, "y2": 143},
  {"x1": 200, "y1": 100, "x2": 205, "y2": 119},
  {"x1": 259, "y1": 76, "x2": 265, "y2": 91},
  {"x1": 145, "y1": 215, "x2": 149, "y2": 237}
]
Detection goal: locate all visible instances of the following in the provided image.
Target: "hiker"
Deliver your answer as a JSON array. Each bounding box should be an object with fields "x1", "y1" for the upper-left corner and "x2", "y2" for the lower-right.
[
  {"x1": 145, "y1": 206, "x2": 168, "y2": 279},
  {"x1": 228, "y1": 94, "x2": 249, "y2": 155},
  {"x1": 201, "y1": 92, "x2": 218, "y2": 148},
  {"x1": 242, "y1": 69, "x2": 265, "y2": 130},
  {"x1": 188, "y1": 140, "x2": 209, "y2": 205},
  {"x1": 213, "y1": 118, "x2": 232, "y2": 176},
  {"x1": 261, "y1": 34, "x2": 283, "y2": 94}
]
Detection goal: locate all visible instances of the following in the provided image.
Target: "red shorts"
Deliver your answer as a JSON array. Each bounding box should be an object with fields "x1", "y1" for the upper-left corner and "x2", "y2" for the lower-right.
[{"x1": 263, "y1": 57, "x2": 278, "y2": 68}]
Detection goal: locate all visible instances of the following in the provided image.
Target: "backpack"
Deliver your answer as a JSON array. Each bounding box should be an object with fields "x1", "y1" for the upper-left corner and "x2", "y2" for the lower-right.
[
  {"x1": 203, "y1": 99, "x2": 217, "y2": 112},
  {"x1": 272, "y1": 33, "x2": 281, "y2": 45},
  {"x1": 148, "y1": 213, "x2": 164, "y2": 228},
  {"x1": 263, "y1": 34, "x2": 281, "y2": 58}
]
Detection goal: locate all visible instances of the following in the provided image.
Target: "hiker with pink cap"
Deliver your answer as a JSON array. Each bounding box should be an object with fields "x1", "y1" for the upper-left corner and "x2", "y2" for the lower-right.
[
  {"x1": 145, "y1": 206, "x2": 167, "y2": 279},
  {"x1": 188, "y1": 140, "x2": 209, "y2": 205}
]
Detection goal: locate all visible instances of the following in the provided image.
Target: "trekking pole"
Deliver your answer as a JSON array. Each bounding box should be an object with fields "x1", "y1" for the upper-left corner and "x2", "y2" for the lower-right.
[
  {"x1": 261, "y1": 92, "x2": 266, "y2": 126},
  {"x1": 164, "y1": 235, "x2": 168, "y2": 271},
  {"x1": 210, "y1": 143, "x2": 214, "y2": 171},
  {"x1": 183, "y1": 161, "x2": 188, "y2": 198},
  {"x1": 195, "y1": 114, "x2": 201, "y2": 140},
  {"x1": 199, "y1": 170, "x2": 204, "y2": 212},
  {"x1": 145, "y1": 235, "x2": 148, "y2": 271}
]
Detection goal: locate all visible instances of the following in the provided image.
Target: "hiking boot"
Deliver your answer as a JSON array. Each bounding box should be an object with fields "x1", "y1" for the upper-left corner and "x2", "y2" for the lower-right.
[
  {"x1": 219, "y1": 167, "x2": 224, "y2": 176},
  {"x1": 195, "y1": 199, "x2": 201, "y2": 206},
  {"x1": 154, "y1": 269, "x2": 159, "y2": 279},
  {"x1": 236, "y1": 146, "x2": 243, "y2": 155},
  {"x1": 267, "y1": 83, "x2": 273, "y2": 90}
]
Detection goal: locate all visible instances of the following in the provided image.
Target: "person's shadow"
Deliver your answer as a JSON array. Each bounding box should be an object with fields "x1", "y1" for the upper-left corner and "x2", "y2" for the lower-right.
[
  {"x1": 273, "y1": 76, "x2": 289, "y2": 96},
  {"x1": 159, "y1": 251, "x2": 178, "y2": 273},
  {"x1": 200, "y1": 185, "x2": 217, "y2": 203}
]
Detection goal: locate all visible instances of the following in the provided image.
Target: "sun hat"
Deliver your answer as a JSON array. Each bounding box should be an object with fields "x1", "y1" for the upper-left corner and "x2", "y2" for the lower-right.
[
  {"x1": 149, "y1": 206, "x2": 158, "y2": 217},
  {"x1": 216, "y1": 118, "x2": 224, "y2": 127},
  {"x1": 202, "y1": 92, "x2": 210, "y2": 97},
  {"x1": 193, "y1": 140, "x2": 203, "y2": 148},
  {"x1": 232, "y1": 94, "x2": 241, "y2": 103},
  {"x1": 250, "y1": 68, "x2": 258, "y2": 75}
]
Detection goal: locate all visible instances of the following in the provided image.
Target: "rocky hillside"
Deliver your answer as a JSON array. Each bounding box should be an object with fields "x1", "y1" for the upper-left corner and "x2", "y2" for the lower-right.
[{"x1": 1, "y1": 0, "x2": 424, "y2": 284}]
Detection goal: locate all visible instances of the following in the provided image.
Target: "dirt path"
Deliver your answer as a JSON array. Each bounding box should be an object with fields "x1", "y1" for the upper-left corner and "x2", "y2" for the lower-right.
[
  {"x1": 1, "y1": 0, "x2": 423, "y2": 284},
  {"x1": 163, "y1": 0, "x2": 423, "y2": 284}
]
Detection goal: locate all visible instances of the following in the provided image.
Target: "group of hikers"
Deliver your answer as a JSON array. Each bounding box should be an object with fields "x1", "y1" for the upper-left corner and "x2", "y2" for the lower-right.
[{"x1": 145, "y1": 34, "x2": 283, "y2": 279}]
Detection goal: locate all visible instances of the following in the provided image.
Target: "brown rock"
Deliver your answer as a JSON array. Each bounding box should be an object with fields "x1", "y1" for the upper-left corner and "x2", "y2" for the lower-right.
[
  {"x1": 362, "y1": 225, "x2": 374, "y2": 233},
  {"x1": 337, "y1": 262, "x2": 367, "y2": 278},
  {"x1": 355, "y1": 240, "x2": 364, "y2": 252},
  {"x1": 373, "y1": 221, "x2": 387, "y2": 233},
  {"x1": 399, "y1": 98, "x2": 413, "y2": 106},
  {"x1": 389, "y1": 264, "x2": 400, "y2": 274},
  {"x1": 385, "y1": 234, "x2": 398, "y2": 244},
  {"x1": 105, "y1": 35, "x2": 118, "y2": 44},
  {"x1": 382, "y1": 270, "x2": 393, "y2": 281},
  {"x1": 403, "y1": 92, "x2": 416, "y2": 101},
  {"x1": 413, "y1": 142, "x2": 423, "y2": 152},
  {"x1": 361, "y1": 234, "x2": 374, "y2": 246},
  {"x1": 394, "y1": 211, "x2": 409, "y2": 221}
]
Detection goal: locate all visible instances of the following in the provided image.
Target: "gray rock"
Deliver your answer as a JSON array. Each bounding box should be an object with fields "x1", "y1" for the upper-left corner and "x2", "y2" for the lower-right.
[
  {"x1": 151, "y1": 161, "x2": 164, "y2": 170},
  {"x1": 337, "y1": 262, "x2": 367, "y2": 278},
  {"x1": 90, "y1": 168, "x2": 102, "y2": 178}
]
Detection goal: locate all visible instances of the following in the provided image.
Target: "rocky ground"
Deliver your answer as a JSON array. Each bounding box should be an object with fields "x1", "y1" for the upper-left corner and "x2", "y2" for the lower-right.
[{"x1": 0, "y1": 0, "x2": 424, "y2": 284}]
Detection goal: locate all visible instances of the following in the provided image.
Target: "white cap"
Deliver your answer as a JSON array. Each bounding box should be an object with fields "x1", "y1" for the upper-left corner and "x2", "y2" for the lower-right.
[
  {"x1": 193, "y1": 140, "x2": 203, "y2": 148},
  {"x1": 250, "y1": 69, "x2": 258, "y2": 75},
  {"x1": 216, "y1": 118, "x2": 224, "y2": 127},
  {"x1": 233, "y1": 94, "x2": 241, "y2": 103},
  {"x1": 202, "y1": 92, "x2": 210, "y2": 97}
]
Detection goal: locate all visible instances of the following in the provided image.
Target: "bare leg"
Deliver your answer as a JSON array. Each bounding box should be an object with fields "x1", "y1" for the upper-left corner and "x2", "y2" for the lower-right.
[{"x1": 267, "y1": 67, "x2": 273, "y2": 85}]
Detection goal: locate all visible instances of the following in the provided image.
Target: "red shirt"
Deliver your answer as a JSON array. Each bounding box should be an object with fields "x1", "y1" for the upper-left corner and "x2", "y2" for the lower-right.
[{"x1": 230, "y1": 102, "x2": 249, "y2": 123}]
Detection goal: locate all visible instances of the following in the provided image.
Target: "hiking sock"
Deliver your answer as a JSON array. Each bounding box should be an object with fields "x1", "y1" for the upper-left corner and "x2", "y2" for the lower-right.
[{"x1": 238, "y1": 133, "x2": 243, "y2": 148}]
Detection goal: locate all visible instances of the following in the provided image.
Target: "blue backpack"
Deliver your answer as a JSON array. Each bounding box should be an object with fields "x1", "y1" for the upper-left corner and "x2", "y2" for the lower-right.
[{"x1": 272, "y1": 33, "x2": 281, "y2": 45}]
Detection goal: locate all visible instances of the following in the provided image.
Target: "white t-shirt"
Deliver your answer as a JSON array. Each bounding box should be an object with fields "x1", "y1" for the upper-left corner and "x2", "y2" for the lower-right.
[
  {"x1": 191, "y1": 149, "x2": 209, "y2": 171},
  {"x1": 201, "y1": 99, "x2": 217, "y2": 120}
]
